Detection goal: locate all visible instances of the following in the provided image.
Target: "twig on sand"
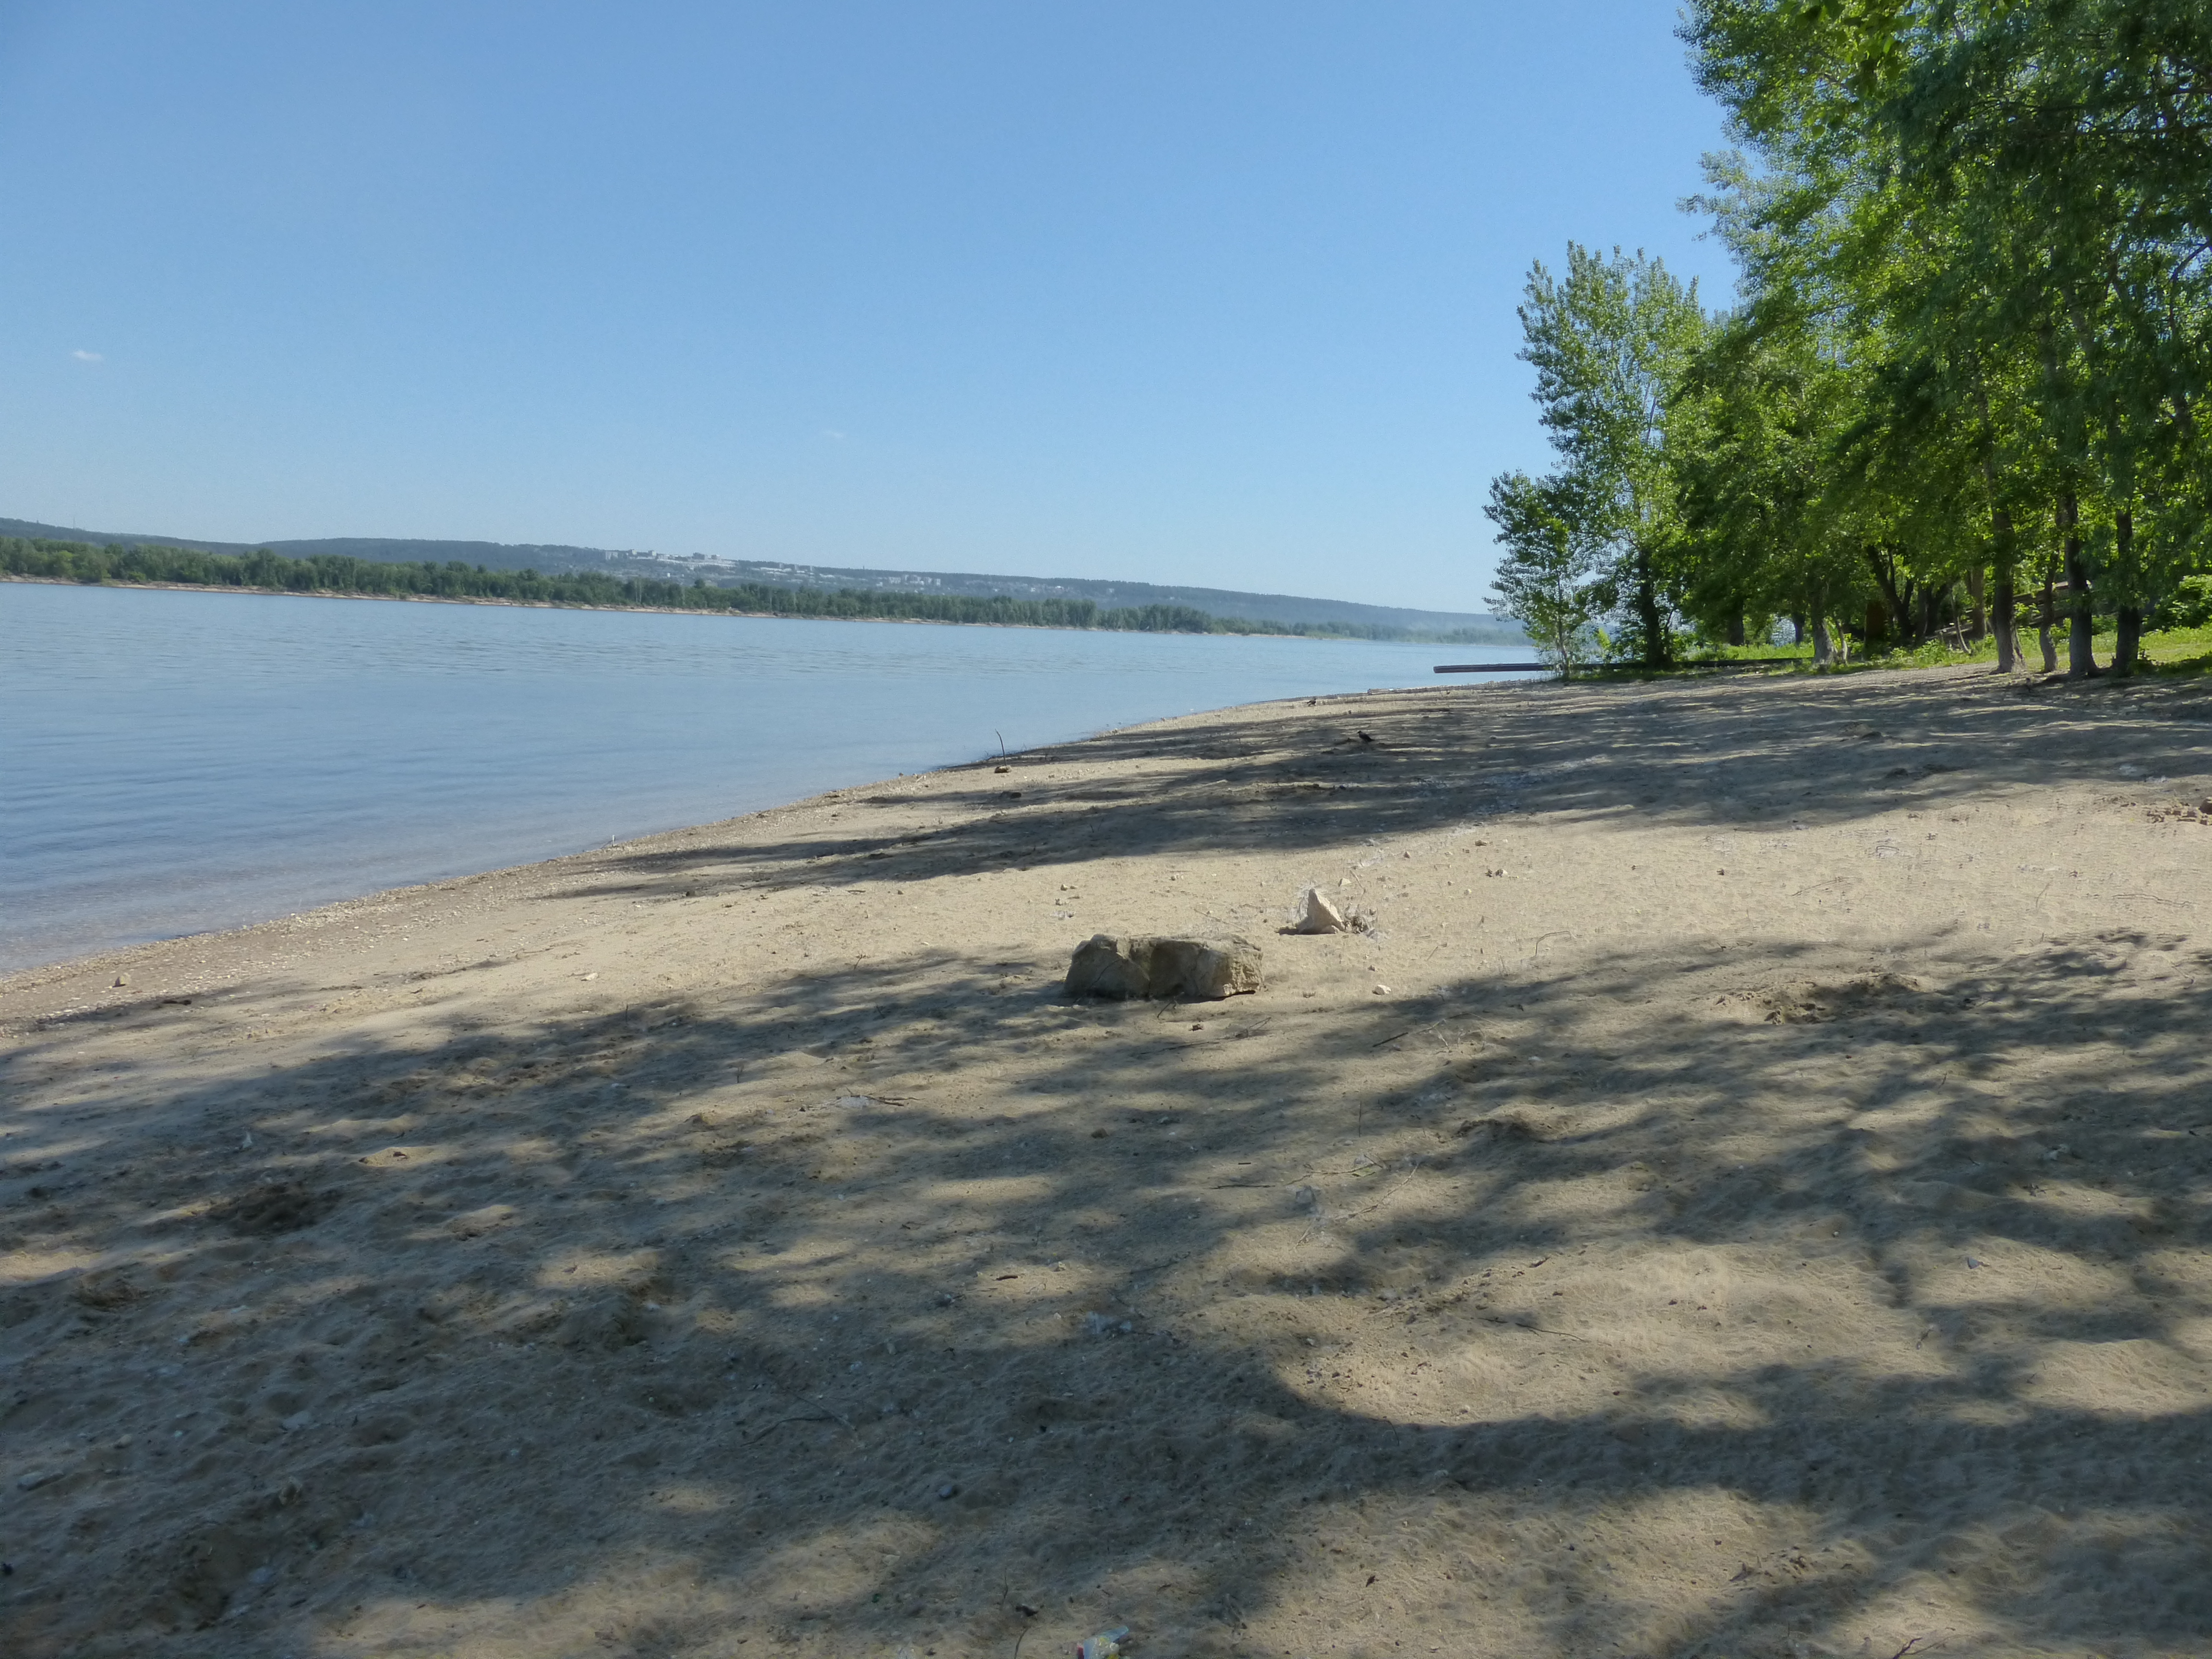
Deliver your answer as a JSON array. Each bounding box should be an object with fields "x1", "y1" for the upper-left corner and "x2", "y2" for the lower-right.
[
  {"x1": 1370, "y1": 1020, "x2": 1456, "y2": 1051},
  {"x1": 1339, "y1": 1158, "x2": 1427, "y2": 1223},
  {"x1": 745, "y1": 1412, "x2": 842, "y2": 1442},
  {"x1": 746, "y1": 1403, "x2": 856, "y2": 1443}
]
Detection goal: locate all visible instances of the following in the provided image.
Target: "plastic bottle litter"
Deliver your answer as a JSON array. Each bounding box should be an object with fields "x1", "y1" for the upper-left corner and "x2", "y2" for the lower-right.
[{"x1": 1075, "y1": 1626, "x2": 1130, "y2": 1659}]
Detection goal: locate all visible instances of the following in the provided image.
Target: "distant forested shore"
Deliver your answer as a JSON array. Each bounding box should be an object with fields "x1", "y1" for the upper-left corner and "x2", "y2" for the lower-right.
[{"x1": 0, "y1": 537, "x2": 1503, "y2": 644}]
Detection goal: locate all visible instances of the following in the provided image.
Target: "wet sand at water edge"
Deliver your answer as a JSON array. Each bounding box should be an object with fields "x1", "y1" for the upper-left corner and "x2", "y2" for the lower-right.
[{"x1": 5, "y1": 663, "x2": 2212, "y2": 1659}]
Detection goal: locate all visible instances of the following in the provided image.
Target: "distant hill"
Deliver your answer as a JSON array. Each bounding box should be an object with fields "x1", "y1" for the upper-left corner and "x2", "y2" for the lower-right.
[
  {"x1": 0, "y1": 520, "x2": 631, "y2": 572},
  {"x1": 0, "y1": 517, "x2": 1522, "y2": 643}
]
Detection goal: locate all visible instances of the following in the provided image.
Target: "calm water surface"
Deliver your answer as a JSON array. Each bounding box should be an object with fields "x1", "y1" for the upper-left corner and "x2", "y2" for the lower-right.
[{"x1": 2, "y1": 583, "x2": 1532, "y2": 972}]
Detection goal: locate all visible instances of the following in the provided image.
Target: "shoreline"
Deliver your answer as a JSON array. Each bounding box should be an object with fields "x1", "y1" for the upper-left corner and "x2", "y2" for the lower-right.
[
  {"x1": 8, "y1": 664, "x2": 2212, "y2": 1657},
  {"x1": 0, "y1": 682, "x2": 1343, "y2": 999},
  {"x1": 0, "y1": 679, "x2": 1434, "y2": 1000},
  {"x1": 0, "y1": 666, "x2": 1502, "y2": 986}
]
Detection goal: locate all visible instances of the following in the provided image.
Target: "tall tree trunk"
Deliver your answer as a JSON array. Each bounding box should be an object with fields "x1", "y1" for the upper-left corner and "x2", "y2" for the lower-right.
[
  {"x1": 1968, "y1": 566, "x2": 1986, "y2": 639},
  {"x1": 1633, "y1": 545, "x2": 1667, "y2": 670},
  {"x1": 2111, "y1": 508, "x2": 2140, "y2": 677},
  {"x1": 1726, "y1": 608, "x2": 1746, "y2": 648},
  {"x1": 1975, "y1": 396, "x2": 2016, "y2": 671},
  {"x1": 1789, "y1": 612, "x2": 1805, "y2": 647},
  {"x1": 1999, "y1": 511, "x2": 2017, "y2": 672},
  {"x1": 2061, "y1": 489, "x2": 2097, "y2": 679},
  {"x1": 2114, "y1": 606, "x2": 2143, "y2": 677},
  {"x1": 2038, "y1": 563, "x2": 2058, "y2": 673},
  {"x1": 1865, "y1": 547, "x2": 1905, "y2": 648}
]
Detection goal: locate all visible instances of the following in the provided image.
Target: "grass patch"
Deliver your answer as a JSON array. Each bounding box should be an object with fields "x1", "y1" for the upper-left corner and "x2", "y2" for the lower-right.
[
  {"x1": 1554, "y1": 624, "x2": 2212, "y2": 682},
  {"x1": 2141, "y1": 625, "x2": 2212, "y2": 675}
]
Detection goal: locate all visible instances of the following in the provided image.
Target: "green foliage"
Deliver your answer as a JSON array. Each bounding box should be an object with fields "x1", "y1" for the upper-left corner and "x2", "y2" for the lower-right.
[
  {"x1": 1484, "y1": 471, "x2": 1604, "y2": 675},
  {"x1": 2160, "y1": 576, "x2": 2212, "y2": 631},
  {"x1": 1502, "y1": 245, "x2": 1709, "y2": 668},
  {"x1": 1488, "y1": 0, "x2": 2211, "y2": 677},
  {"x1": 1671, "y1": 297, "x2": 1873, "y2": 655},
  {"x1": 0, "y1": 537, "x2": 1501, "y2": 645}
]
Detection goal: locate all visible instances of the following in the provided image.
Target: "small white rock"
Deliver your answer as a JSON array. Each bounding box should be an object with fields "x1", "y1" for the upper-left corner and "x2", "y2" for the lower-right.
[{"x1": 1292, "y1": 886, "x2": 1351, "y2": 934}]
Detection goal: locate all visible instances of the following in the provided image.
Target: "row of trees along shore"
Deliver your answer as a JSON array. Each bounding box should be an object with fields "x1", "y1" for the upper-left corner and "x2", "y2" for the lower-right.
[
  {"x1": 1488, "y1": 0, "x2": 2212, "y2": 677},
  {"x1": 0, "y1": 536, "x2": 1503, "y2": 645}
]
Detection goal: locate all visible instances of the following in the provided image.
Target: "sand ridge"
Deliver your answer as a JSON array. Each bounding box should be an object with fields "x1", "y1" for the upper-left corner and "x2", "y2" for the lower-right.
[{"x1": 4, "y1": 666, "x2": 2212, "y2": 1658}]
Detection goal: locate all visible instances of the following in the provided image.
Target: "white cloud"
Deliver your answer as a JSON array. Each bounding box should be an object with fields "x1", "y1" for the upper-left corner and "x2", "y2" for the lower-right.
[{"x1": 72, "y1": 349, "x2": 103, "y2": 362}]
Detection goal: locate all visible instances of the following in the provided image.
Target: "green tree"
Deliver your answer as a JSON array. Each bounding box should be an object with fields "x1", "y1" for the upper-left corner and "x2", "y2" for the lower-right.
[
  {"x1": 1671, "y1": 301, "x2": 1871, "y2": 664},
  {"x1": 1485, "y1": 471, "x2": 1604, "y2": 675},
  {"x1": 1683, "y1": 0, "x2": 2212, "y2": 678},
  {"x1": 1510, "y1": 245, "x2": 1709, "y2": 667}
]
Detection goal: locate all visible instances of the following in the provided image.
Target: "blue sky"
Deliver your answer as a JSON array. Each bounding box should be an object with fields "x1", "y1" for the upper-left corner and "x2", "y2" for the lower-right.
[{"x1": 0, "y1": 2, "x2": 1734, "y2": 613}]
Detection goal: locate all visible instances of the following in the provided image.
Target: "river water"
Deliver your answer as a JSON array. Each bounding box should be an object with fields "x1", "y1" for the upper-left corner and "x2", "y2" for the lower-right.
[{"x1": 1, "y1": 582, "x2": 1532, "y2": 972}]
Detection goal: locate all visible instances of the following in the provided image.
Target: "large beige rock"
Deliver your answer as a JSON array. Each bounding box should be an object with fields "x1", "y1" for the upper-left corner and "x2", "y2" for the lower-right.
[{"x1": 1065, "y1": 934, "x2": 1262, "y2": 1001}]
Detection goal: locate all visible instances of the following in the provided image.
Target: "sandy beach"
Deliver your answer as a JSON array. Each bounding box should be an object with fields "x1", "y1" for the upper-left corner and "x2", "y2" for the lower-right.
[{"x1": 5, "y1": 664, "x2": 2212, "y2": 1659}]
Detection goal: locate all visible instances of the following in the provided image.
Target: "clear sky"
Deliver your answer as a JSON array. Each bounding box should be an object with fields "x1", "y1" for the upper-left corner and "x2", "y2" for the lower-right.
[{"x1": 0, "y1": 2, "x2": 1735, "y2": 613}]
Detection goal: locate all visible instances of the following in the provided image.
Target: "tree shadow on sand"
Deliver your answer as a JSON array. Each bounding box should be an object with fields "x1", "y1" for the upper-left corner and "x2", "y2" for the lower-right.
[
  {"x1": 557, "y1": 669, "x2": 2212, "y2": 907},
  {"x1": 5, "y1": 916, "x2": 2211, "y2": 1655}
]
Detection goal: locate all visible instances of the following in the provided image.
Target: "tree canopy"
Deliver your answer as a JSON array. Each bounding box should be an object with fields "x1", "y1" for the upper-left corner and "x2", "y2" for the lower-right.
[{"x1": 1487, "y1": 0, "x2": 2212, "y2": 678}]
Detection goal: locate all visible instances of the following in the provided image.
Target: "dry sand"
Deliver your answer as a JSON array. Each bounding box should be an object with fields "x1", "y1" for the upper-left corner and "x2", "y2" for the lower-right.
[{"x1": 5, "y1": 665, "x2": 2212, "y2": 1659}]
